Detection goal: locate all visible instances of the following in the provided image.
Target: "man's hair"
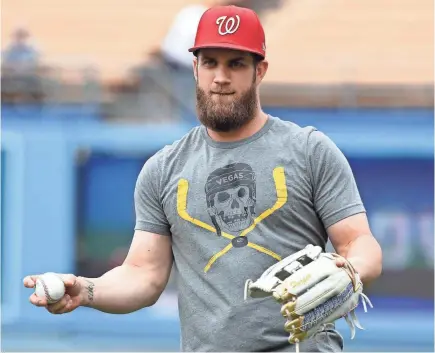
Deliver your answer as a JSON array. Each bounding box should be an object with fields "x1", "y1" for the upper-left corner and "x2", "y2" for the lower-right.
[
  {"x1": 251, "y1": 53, "x2": 264, "y2": 65},
  {"x1": 195, "y1": 50, "x2": 263, "y2": 66}
]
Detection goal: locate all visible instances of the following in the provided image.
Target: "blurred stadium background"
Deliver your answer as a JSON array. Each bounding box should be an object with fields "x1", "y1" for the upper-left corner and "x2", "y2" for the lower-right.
[{"x1": 1, "y1": 0, "x2": 434, "y2": 351}]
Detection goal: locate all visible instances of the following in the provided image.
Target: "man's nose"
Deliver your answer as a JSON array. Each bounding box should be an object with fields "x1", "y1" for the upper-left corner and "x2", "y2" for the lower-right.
[{"x1": 213, "y1": 66, "x2": 231, "y2": 85}]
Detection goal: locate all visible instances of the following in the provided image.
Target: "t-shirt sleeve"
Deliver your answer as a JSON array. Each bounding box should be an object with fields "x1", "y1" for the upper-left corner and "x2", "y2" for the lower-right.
[
  {"x1": 307, "y1": 130, "x2": 366, "y2": 229},
  {"x1": 134, "y1": 152, "x2": 171, "y2": 236}
]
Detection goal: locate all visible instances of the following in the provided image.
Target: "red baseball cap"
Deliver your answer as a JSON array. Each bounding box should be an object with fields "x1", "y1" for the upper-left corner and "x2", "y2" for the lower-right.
[{"x1": 188, "y1": 5, "x2": 266, "y2": 58}]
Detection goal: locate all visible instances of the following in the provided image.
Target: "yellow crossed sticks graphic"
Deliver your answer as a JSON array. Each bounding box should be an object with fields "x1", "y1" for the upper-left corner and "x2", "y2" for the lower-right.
[{"x1": 177, "y1": 166, "x2": 287, "y2": 272}]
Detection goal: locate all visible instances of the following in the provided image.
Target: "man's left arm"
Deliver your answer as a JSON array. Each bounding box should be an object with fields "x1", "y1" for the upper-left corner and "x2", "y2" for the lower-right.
[
  {"x1": 328, "y1": 213, "x2": 382, "y2": 286},
  {"x1": 307, "y1": 129, "x2": 382, "y2": 286}
]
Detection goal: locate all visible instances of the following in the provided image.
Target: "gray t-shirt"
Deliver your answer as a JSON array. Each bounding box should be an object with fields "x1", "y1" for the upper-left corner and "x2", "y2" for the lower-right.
[{"x1": 134, "y1": 116, "x2": 365, "y2": 352}]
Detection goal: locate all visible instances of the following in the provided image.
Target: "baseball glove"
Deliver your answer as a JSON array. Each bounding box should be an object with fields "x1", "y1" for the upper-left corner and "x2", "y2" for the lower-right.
[{"x1": 244, "y1": 245, "x2": 373, "y2": 351}]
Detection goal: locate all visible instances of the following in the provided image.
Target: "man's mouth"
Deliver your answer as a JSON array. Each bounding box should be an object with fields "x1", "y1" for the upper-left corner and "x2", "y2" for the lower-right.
[{"x1": 211, "y1": 92, "x2": 235, "y2": 96}]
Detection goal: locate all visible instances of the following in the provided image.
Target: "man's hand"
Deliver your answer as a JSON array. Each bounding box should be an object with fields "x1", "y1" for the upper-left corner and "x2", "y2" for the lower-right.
[
  {"x1": 244, "y1": 245, "x2": 373, "y2": 351},
  {"x1": 23, "y1": 273, "x2": 91, "y2": 314}
]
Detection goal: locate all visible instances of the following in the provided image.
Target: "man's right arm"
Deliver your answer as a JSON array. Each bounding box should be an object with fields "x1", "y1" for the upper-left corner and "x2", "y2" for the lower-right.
[
  {"x1": 24, "y1": 151, "x2": 173, "y2": 314},
  {"x1": 81, "y1": 149, "x2": 174, "y2": 314},
  {"x1": 24, "y1": 230, "x2": 173, "y2": 315},
  {"x1": 79, "y1": 230, "x2": 173, "y2": 314}
]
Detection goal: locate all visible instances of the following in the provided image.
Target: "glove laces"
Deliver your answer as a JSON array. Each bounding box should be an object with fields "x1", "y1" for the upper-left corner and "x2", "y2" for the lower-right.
[{"x1": 343, "y1": 291, "x2": 374, "y2": 339}]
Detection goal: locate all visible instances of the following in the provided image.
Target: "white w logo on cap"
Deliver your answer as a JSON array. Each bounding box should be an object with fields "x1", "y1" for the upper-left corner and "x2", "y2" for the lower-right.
[{"x1": 216, "y1": 15, "x2": 240, "y2": 35}]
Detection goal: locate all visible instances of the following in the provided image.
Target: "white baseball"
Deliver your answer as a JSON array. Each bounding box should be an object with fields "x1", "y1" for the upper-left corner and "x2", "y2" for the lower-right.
[{"x1": 34, "y1": 272, "x2": 66, "y2": 304}]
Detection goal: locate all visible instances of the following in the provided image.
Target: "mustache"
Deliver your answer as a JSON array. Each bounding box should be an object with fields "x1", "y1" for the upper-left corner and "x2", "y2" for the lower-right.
[{"x1": 196, "y1": 84, "x2": 257, "y2": 132}]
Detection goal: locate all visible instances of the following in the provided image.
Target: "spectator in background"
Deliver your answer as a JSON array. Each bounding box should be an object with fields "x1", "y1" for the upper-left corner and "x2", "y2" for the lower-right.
[
  {"x1": 2, "y1": 27, "x2": 44, "y2": 103},
  {"x1": 161, "y1": 4, "x2": 208, "y2": 70},
  {"x1": 128, "y1": 5, "x2": 207, "y2": 123},
  {"x1": 3, "y1": 27, "x2": 40, "y2": 67},
  {"x1": 160, "y1": 4, "x2": 208, "y2": 123}
]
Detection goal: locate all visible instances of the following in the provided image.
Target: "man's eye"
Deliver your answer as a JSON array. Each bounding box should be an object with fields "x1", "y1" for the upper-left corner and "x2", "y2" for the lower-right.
[{"x1": 231, "y1": 61, "x2": 244, "y2": 68}]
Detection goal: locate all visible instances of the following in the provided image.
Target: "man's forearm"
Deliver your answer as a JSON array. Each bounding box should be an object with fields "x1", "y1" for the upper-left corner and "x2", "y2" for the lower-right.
[
  {"x1": 345, "y1": 234, "x2": 382, "y2": 286},
  {"x1": 78, "y1": 264, "x2": 162, "y2": 314}
]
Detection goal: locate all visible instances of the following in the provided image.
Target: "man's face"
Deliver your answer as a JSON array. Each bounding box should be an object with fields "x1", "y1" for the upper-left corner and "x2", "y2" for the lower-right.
[
  {"x1": 13, "y1": 29, "x2": 29, "y2": 44},
  {"x1": 193, "y1": 49, "x2": 267, "y2": 132}
]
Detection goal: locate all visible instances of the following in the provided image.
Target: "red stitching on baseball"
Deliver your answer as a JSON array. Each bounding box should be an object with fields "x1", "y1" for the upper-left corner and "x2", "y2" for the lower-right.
[{"x1": 40, "y1": 279, "x2": 56, "y2": 302}]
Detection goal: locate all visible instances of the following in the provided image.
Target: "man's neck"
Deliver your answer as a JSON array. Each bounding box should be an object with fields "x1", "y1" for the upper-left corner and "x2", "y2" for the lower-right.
[{"x1": 206, "y1": 111, "x2": 269, "y2": 143}]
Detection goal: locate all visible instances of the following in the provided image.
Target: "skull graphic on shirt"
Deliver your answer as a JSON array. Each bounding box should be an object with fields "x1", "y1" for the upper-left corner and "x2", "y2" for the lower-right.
[{"x1": 205, "y1": 163, "x2": 256, "y2": 235}]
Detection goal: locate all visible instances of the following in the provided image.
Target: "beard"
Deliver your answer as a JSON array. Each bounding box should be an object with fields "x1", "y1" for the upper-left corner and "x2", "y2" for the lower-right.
[{"x1": 196, "y1": 84, "x2": 257, "y2": 132}]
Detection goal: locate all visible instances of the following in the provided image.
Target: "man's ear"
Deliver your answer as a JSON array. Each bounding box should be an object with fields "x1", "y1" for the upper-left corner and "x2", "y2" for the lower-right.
[
  {"x1": 256, "y1": 60, "x2": 269, "y2": 84},
  {"x1": 193, "y1": 57, "x2": 198, "y2": 82}
]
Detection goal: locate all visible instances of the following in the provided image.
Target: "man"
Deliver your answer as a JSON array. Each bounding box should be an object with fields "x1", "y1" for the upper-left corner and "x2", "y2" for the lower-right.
[
  {"x1": 3, "y1": 27, "x2": 40, "y2": 67},
  {"x1": 24, "y1": 5, "x2": 382, "y2": 352},
  {"x1": 2, "y1": 27, "x2": 43, "y2": 103}
]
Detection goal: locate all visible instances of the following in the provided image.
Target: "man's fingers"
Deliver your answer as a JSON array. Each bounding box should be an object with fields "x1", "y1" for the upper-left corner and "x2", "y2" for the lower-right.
[
  {"x1": 23, "y1": 273, "x2": 77, "y2": 288},
  {"x1": 29, "y1": 292, "x2": 76, "y2": 315},
  {"x1": 56, "y1": 297, "x2": 76, "y2": 314},
  {"x1": 58, "y1": 274, "x2": 77, "y2": 287},
  {"x1": 23, "y1": 275, "x2": 39, "y2": 288},
  {"x1": 335, "y1": 258, "x2": 346, "y2": 267},
  {"x1": 47, "y1": 295, "x2": 70, "y2": 314},
  {"x1": 29, "y1": 293, "x2": 47, "y2": 307}
]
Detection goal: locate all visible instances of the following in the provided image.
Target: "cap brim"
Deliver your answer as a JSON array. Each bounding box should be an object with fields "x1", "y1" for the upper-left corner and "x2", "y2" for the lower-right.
[{"x1": 188, "y1": 43, "x2": 264, "y2": 58}]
